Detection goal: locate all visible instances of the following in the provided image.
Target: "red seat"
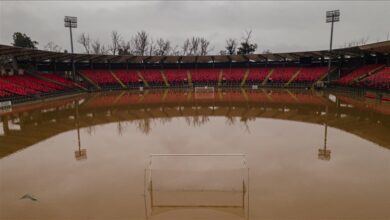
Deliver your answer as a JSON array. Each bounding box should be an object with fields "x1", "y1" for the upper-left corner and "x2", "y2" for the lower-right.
[
  {"x1": 222, "y1": 68, "x2": 246, "y2": 82},
  {"x1": 113, "y1": 70, "x2": 140, "y2": 84},
  {"x1": 190, "y1": 68, "x2": 220, "y2": 82},
  {"x1": 269, "y1": 67, "x2": 299, "y2": 83},
  {"x1": 40, "y1": 73, "x2": 75, "y2": 87},
  {"x1": 246, "y1": 68, "x2": 271, "y2": 82},
  {"x1": 141, "y1": 70, "x2": 164, "y2": 84},
  {"x1": 363, "y1": 67, "x2": 390, "y2": 90},
  {"x1": 337, "y1": 64, "x2": 381, "y2": 85},
  {"x1": 82, "y1": 70, "x2": 118, "y2": 85},
  {"x1": 0, "y1": 78, "x2": 38, "y2": 95},
  {"x1": 293, "y1": 67, "x2": 328, "y2": 83},
  {"x1": 164, "y1": 69, "x2": 188, "y2": 83}
]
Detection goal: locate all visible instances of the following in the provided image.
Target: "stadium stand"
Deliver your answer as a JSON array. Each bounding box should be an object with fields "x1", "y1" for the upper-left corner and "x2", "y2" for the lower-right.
[
  {"x1": 2, "y1": 75, "x2": 64, "y2": 92},
  {"x1": 164, "y1": 69, "x2": 188, "y2": 85},
  {"x1": 81, "y1": 69, "x2": 118, "y2": 86},
  {"x1": 0, "y1": 78, "x2": 37, "y2": 95},
  {"x1": 293, "y1": 67, "x2": 328, "y2": 83},
  {"x1": 140, "y1": 69, "x2": 165, "y2": 85},
  {"x1": 39, "y1": 73, "x2": 77, "y2": 87},
  {"x1": 222, "y1": 68, "x2": 246, "y2": 84},
  {"x1": 363, "y1": 67, "x2": 390, "y2": 90},
  {"x1": 0, "y1": 90, "x2": 11, "y2": 98},
  {"x1": 112, "y1": 70, "x2": 140, "y2": 86},
  {"x1": 337, "y1": 64, "x2": 382, "y2": 86},
  {"x1": 269, "y1": 67, "x2": 299, "y2": 83},
  {"x1": 246, "y1": 67, "x2": 271, "y2": 83},
  {"x1": 190, "y1": 68, "x2": 220, "y2": 84}
]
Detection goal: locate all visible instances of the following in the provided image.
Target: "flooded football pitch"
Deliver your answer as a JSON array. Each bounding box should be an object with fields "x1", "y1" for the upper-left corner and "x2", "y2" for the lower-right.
[{"x1": 1, "y1": 89, "x2": 389, "y2": 220}]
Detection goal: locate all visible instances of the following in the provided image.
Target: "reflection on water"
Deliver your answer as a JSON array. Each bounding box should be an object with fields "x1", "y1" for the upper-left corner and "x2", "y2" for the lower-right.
[{"x1": 0, "y1": 89, "x2": 389, "y2": 220}]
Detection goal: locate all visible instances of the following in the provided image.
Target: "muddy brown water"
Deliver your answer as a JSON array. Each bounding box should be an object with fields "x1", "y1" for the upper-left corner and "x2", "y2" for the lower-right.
[{"x1": 1, "y1": 89, "x2": 389, "y2": 220}]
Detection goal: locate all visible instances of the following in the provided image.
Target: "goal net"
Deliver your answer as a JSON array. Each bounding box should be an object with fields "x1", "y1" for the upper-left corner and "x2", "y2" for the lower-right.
[
  {"x1": 194, "y1": 86, "x2": 215, "y2": 99},
  {"x1": 145, "y1": 154, "x2": 248, "y2": 211}
]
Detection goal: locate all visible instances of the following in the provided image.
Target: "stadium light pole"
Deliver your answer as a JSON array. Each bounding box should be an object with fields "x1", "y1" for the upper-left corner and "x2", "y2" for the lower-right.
[
  {"x1": 326, "y1": 10, "x2": 340, "y2": 83},
  {"x1": 64, "y1": 16, "x2": 77, "y2": 81}
]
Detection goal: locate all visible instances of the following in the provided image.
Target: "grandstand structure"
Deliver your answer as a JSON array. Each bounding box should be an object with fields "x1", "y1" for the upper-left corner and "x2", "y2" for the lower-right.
[{"x1": 0, "y1": 40, "x2": 389, "y2": 104}]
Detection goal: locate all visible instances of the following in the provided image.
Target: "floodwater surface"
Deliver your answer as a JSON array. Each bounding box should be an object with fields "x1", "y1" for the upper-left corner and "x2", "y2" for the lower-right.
[{"x1": 0, "y1": 89, "x2": 389, "y2": 220}]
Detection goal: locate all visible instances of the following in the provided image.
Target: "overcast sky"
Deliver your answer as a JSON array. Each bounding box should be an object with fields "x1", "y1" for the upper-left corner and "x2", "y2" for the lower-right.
[{"x1": 0, "y1": 1, "x2": 389, "y2": 54}]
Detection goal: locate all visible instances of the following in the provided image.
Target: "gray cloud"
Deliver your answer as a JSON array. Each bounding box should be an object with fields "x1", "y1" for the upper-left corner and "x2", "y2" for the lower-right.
[{"x1": 0, "y1": 1, "x2": 389, "y2": 54}]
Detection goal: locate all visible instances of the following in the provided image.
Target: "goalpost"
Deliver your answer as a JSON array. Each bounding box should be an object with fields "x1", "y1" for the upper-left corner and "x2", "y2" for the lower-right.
[{"x1": 194, "y1": 86, "x2": 215, "y2": 99}]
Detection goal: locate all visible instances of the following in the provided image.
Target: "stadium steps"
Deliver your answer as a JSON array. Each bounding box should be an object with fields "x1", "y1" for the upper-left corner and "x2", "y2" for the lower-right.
[
  {"x1": 240, "y1": 88, "x2": 249, "y2": 101},
  {"x1": 27, "y1": 73, "x2": 88, "y2": 91},
  {"x1": 110, "y1": 70, "x2": 127, "y2": 89},
  {"x1": 262, "y1": 69, "x2": 274, "y2": 85},
  {"x1": 29, "y1": 73, "x2": 70, "y2": 88},
  {"x1": 285, "y1": 68, "x2": 302, "y2": 86},
  {"x1": 136, "y1": 70, "x2": 150, "y2": 87},
  {"x1": 240, "y1": 69, "x2": 250, "y2": 87},
  {"x1": 315, "y1": 67, "x2": 337, "y2": 84},
  {"x1": 261, "y1": 89, "x2": 273, "y2": 101},
  {"x1": 187, "y1": 70, "x2": 193, "y2": 87},
  {"x1": 160, "y1": 70, "x2": 170, "y2": 87},
  {"x1": 286, "y1": 89, "x2": 299, "y2": 102},
  {"x1": 353, "y1": 64, "x2": 385, "y2": 84},
  {"x1": 78, "y1": 72, "x2": 101, "y2": 90},
  {"x1": 218, "y1": 69, "x2": 223, "y2": 86}
]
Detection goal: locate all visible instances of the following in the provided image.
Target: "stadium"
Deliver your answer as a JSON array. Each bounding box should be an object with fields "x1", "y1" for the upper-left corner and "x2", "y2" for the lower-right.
[{"x1": 0, "y1": 1, "x2": 389, "y2": 220}]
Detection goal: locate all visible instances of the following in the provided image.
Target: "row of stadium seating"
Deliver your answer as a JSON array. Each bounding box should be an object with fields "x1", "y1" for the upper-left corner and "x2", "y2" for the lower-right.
[
  {"x1": 362, "y1": 67, "x2": 390, "y2": 90},
  {"x1": 337, "y1": 64, "x2": 382, "y2": 86},
  {"x1": 0, "y1": 73, "x2": 78, "y2": 100},
  {"x1": 80, "y1": 67, "x2": 329, "y2": 87}
]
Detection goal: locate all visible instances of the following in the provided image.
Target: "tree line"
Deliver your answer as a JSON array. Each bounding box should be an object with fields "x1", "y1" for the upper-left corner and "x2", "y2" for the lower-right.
[{"x1": 11, "y1": 30, "x2": 262, "y2": 56}]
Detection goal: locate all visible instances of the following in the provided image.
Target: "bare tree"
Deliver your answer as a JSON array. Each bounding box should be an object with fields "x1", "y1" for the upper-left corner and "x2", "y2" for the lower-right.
[
  {"x1": 199, "y1": 37, "x2": 211, "y2": 55},
  {"x1": 148, "y1": 38, "x2": 155, "y2": 56},
  {"x1": 91, "y1": 39, "x2": 108, "y2": 54},
  {"x1": 77, "y1": 33, "x2": 91, "y2": 54},
  {"x1": 189, "y1": 37, "x2": 200, "y2": 55},
  {"x1": 182, "y1": 39, "x2": 190, "y2": 55},
  {"x1": 237, "y1": 30, "x2": 258, "y2": 54},
  {"x1": 133, "y1": 30, "x2": 149, "y2": 56},
  {"x1": 225, "y1": 38, "x2": 237, "y2": 55},
  {"x1": 154, "y1": 38, "x2": 171, "y2": 56},
  {"x1": 110, "y1": 31, "x2": 121, "y2": 55},
  {"x1": 171, "y1": 45, "x2": 181, "y2": 56},
  {"x1": 118, "y1": 40, "x2": 132, "y2": 55},
  {"x1": 44, "y1": 41, "x2": 62, "y2": 52}
]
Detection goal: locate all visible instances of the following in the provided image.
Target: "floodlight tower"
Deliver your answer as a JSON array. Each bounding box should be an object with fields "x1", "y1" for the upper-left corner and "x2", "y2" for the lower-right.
[
  {"x1": 326, "y1": 10, "x2": 340, "y2": 83},
  {"x1": 64, "y1": 16, "x2": 77, "y2": 80}
]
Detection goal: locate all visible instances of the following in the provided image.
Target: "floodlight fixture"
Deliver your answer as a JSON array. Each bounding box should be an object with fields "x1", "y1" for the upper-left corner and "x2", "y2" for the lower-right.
[
  {"x1": 64, "y1": 16, "x2": 77, "y2": 28},
  {"x1": 326, "y1": 10, "x2": 340, "y2": 23}
]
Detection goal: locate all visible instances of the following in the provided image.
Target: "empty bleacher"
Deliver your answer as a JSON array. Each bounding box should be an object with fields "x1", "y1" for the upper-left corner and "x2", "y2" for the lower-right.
[
  {"x1": 40, "y1": 73, "x2": 76, "y2": 88},
  {"x1": 112, "y1": 70, "x2": 141, "y2": 86},
  {"x1": 246, "y1": 68, "x2": 271, "y2": 83},
  {"x1": 164, "y1": 69, "x2": 188, "y2": 85},
  {"x1": 222, "y1": 68, "x2": 246, "y2": 84},
  {"x1": 2, "y1": 75, "x2": 64, "y2": 92},
  {"x1": 293, "y1": 67, "x2": 328, "y2": 83},
  {"x1": 337, "y1": 64, "x2": 382, "y2": 86},
  {"x1": 81, "y1": 70, "x2": 118, "y2": 87},
  {"x1": 363, "y1": 67, "x2": 390, "y2": 90},
  {"x1": 140, "y1": 69, "x2": 165, "y2": 85},
  {"x1": 190, "y1": 68, "x2": 220, "y2": 84},
  {"x1": 268, "y1": 67, "x2": 299, "y2": 83}
]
